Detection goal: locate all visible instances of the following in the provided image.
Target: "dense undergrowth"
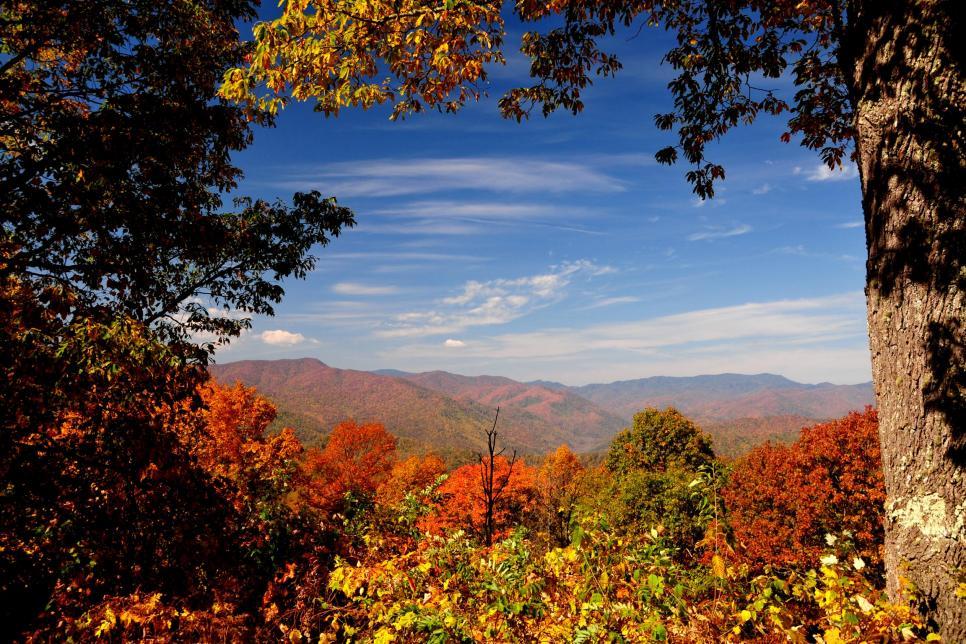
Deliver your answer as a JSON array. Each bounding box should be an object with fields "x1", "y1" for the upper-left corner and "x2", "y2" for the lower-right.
[{"x1": 6, "y1": 374, "x2": 937, "y2": 642}]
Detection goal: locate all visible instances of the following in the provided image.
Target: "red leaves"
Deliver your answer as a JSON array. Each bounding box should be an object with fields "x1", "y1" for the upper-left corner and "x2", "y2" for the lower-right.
[
  {"x1": 723, "y1": 408, "x2": 884, "y2": 571},
  {"x1": 301, "y1": 420, "x2": 397, "y2": 512},
  {"x1": 425, "y1": 456, "x2": 537, "y2": 540}
]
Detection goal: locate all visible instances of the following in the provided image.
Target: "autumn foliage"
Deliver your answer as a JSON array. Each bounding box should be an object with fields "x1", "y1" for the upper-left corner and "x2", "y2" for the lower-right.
[
  {"x1": 427, "y1": 456, "x2": 537, "y2": 541},
  {"x1": 301, "y1": 420, "x2": 397, "y2": 513},
  {"x1": 723, "y1": 407, "x2": 885, "y2": 573},
  {"x1": 377, "y1": 453, "x2": 447, "y2": 508},
  {"x1": 534, "y1": 445, "x2": 586, "y2": 546}
]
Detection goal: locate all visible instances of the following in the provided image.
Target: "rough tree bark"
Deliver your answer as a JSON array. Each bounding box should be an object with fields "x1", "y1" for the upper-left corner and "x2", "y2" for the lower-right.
[{"x1": 850, "y1": 0, "x2": 965, "y2": 637}]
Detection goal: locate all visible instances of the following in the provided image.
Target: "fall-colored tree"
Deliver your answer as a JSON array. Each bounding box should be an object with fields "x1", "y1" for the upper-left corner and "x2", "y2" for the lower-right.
[
  {"x1": 428, "y1": 456, "x2": 537, "y2": 542},
  {"x1": 606, "y1": 407, "x2": 715, "y2": 475},
  {"x1": 377, "y1": 453, "x2": 447, "y2": 508},
  {"x1": 478, "y1": 408, "x2": 518, "y2": 546},
  {"x1": 534, "y1": 445, "x2": 585, "y2": 546},
  {"x1": 302, "y1": 420, "x2": 398, "y2": 512},
  {"x1": 723, "y1": 408, "x2": 885, "y2": 575},
  {"x1": 192, "y1": 382, "x2": 304, "y2": 512},
  {"x1": 230, "y1": 1, "x2": 965, "y2": 633},
  {"x1": 0, "y1": 0, "x2": 353, "y2": 635}
]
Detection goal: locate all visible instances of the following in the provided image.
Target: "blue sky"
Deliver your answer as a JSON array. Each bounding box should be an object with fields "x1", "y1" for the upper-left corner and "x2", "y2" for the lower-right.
[{"x1": 216, "y1": 18, "x2": 870, "y2": 386}]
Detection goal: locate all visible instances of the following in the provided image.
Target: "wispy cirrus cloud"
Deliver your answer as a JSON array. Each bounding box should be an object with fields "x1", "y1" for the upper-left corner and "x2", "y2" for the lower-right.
[
  {"x1": 376, "y1": 260, "x2": 614, "y2": 338},
  {"x1": 581, "y1": 295, "x2": 641, "y2": 310},
  {"x1": 382, "y1": 292, "x2": 871, "y2": 384},
  {"x1": 688, "y1": 223, "x2": 752, "y2": 241},
  {"x1": 319, "y1": 251, "x2": 491, "y2": 263},
  {"x1": 796, "y1": 163, "x2": 859, "y2": 182},
  {"x1": 355, "y1": 200, "x2": 607, "y2": 236},
  {"x1": 331, "y1": 282, "x2": 400, "y2": 296},
  {"x1": 267, "y1": 157, "x2": 625, "y2": 197}
]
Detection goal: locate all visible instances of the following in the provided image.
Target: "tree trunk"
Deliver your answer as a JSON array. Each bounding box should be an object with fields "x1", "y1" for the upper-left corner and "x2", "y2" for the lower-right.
[{"x1": 851, "y1": 0, "x2": 965, "y2": 637}]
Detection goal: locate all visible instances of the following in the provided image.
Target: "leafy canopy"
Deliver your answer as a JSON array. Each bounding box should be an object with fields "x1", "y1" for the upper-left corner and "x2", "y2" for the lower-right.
[
  {"x1": 1, "y1": 0, "x2": 355, "y2": 358},
  {"x1": 606, "y1": 407, "x2": 715, "y2": 475},
  {"x1": 224, "y1": 0, "x2": 853, "y2": 197},
  {"x1": 0, "y1": 0, "x2": 352, "y2": 634}
]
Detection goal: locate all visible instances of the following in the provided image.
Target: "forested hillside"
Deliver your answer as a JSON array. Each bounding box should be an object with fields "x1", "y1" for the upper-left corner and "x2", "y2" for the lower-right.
[
  {"x1": 215, "y1": 359, "x2": 875, "y2": 459},
  {"x1": 571, "y1": 374, "x2": 874, "y2": 421},
  {"x1": 388, "y1": 370, "x2": 628, "y2": 450},
  {"x1": 210, "y1": 359, "x2": 591, "y2": 456}
]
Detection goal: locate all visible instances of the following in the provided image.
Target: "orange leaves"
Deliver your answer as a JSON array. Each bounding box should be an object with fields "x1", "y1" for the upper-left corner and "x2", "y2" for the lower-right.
[
  {"x1": 723, "y1": 408, "x2": 884, "y2": 572},
  {"x1": 534, "y1": 445, "x2": 585, "y2": 545},
  {"x1": 195, "y1": 381, "x2": 281, "y2": 478},
  {"x1": 376, "y1": 453, "x2": 446, "y2": 507},
  {"x1": 426, "y1": 456, "x2": 536, "y2": 539},
  {"x1": 301, "y1": 420, "x2": 397, "y2": 511}
]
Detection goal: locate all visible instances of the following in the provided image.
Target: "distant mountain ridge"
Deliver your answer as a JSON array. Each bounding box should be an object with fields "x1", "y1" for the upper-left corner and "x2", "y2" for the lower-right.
[
  {"x1": 569, "y1": 373, "x2": 873, "y2": 421},
  {"x1": 209, "y1": 359, "x2": 609, "y2": 456},
  {"x1": 393, "y1": 370, "x2": 628, "y2": 451},
  {"x1": 210, "y1": 359, "x2": 874, "y2": 459}
]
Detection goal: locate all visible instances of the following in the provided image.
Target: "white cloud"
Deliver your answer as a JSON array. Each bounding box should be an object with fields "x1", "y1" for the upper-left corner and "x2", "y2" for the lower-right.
[
  {"x1": 582, "y1": 296, "x2": 641, "y2": 310},
  {"x1": 321, "y1": 251, "x2": 489, "y2": 263},
  {"x1": 752, "y1": 183, "x2": 772, "y2": 195},
  {"x1": 444, "y1": 339, "x2": 466, "y2": 348},
  {"x1": 332, "y1": 282, "x2": 400, "y2": 296},
  {"x1": 376, "y1": 260, "x2": 613, "y2": 338},
  {"x1": 688, "y1": 224, "x2": 752, "y2": 241},
  {"x1": 374, "y1": 201, "x2": 564, "y2": 220},
  {"x1": 259, "y1": 329, "x2": 307, "y2": 346},
  {"x1": 805, "y1": 163, "x2": 859, "y2": 182},
  {"x1": 355, "y1": 220, "x2": 485, "y2": 236},
  {"x1": 692, "y1": 197, "x2": 727, "y2": 209},
  {"x1": 358, "y1": 201, "x2": 608, "y2": 237},
  {"x1": 382, "y1": 292, "x2": 872, "y2": 384},
  {"x1": 269, "y1": 157, "x2": 625, "y2": 197},
  {"x1": 835, "y1": 220, "x2": 863, "y2": 229}
]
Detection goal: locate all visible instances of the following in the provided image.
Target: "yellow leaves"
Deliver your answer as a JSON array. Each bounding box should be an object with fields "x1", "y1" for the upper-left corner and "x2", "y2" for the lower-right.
[
  {"x1": 279, "y1": 622, "x2": 305, "y2": 641},
  {"x1": 219, "y1": 0, "x2": 504, "y2": 118},
  {"x1": 393, "y1": 611, "x2": 417, "y2": 629},
  {"x1": 711, "y1": 553, "x2": 726, "y2": 579},
  {"x1": 373, "y1": 627, "x2": 396, "y2": 644},
  {"x1": 94, "y1": 607, "x2": 117, "y2": 637}
]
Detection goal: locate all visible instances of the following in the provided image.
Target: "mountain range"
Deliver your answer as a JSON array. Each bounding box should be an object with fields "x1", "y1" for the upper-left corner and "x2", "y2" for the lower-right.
[{"x1": 209, "y1": 358, "x2": 875, "y2": 459}]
